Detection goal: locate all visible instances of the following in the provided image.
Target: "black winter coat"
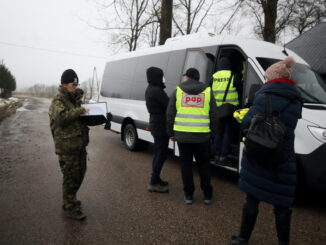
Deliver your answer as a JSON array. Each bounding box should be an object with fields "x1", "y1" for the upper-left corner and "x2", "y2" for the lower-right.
[
  {"x1": 239, "y1": 78, "x2": 302, "y2": 207},
  {"x1": 145, "y1": 73, "x2": 169, "y2": 137}
]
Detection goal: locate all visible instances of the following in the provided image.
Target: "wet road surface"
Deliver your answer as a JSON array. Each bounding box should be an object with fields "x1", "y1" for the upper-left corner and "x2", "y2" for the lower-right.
[{"x1": 0, "y1": 97, "x2": 325, "y2": 245}]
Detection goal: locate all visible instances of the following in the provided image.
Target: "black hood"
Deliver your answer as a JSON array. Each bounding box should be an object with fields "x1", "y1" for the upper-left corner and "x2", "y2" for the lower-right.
[
  {"x1": 146, "y1": 67, "x2": 165, "y2": 88},
  {"x1": 217, "y1": 57, "x2": 231, "y2": 71},
  {"x1": 179, "y1": 79, "x2": 207, "y2": 95}
]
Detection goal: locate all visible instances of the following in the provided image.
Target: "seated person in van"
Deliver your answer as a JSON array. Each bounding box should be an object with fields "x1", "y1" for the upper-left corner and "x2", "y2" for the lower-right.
[{"x1": 211, "y1": 57, "x2": 242, "y2": 163}]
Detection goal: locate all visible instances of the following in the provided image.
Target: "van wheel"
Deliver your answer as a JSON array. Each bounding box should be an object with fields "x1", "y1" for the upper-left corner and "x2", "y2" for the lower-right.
[
  {"x1": 123, "y1": 124, "x2": 139, "y2": 151},
  {"x1": 123, "y1": 124, "x2": 148, "y2": 151}
]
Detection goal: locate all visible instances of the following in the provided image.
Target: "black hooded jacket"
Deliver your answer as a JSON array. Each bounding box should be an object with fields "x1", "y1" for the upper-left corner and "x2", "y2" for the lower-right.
[
  {"x1": 145, "y1": 67, "x2": 169, "y2": 137},
  {"x1": 166, "y1": 78, "x2": 219, "y2": 143}
]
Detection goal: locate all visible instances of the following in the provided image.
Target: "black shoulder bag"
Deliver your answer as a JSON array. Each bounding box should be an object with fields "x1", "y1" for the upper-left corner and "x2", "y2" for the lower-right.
[{"x1": 244, "y1": 94, "x2": 292, "y2": 166}]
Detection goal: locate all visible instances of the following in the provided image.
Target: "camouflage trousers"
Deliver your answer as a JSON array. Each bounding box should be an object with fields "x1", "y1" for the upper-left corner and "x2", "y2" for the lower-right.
[{"x1": 58, "y1": 149, "x2": 87, "y2": 210}]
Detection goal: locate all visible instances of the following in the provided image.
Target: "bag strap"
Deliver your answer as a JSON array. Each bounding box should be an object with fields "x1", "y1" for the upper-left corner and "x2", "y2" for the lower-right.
[
  {"x1": 265, "y1": 94, "x2": 293, "y2": 116},
  {"x1": 222, "y1": 73, "x2": 234, "y2": 102},
  {"x1": 266, "y1": 94, "x2": 273, "y2": 115}
]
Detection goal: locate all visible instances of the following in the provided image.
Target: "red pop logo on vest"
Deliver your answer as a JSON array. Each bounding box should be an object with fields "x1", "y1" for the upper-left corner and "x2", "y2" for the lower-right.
[{"x1": 182, "y1": 93, "x2": 205, "y2": 108}]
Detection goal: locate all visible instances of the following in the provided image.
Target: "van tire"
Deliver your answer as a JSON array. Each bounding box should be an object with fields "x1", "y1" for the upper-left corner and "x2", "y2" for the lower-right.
[
  {"x1": 123, "y1": 124, "x2": 149, "y2": 151},
  {"x1": 123, "y1": 124, "x2": 138, "y2": 150}
]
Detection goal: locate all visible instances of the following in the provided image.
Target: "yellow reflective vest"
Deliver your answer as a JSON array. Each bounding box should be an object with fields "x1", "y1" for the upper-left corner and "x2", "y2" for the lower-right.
[
  {"x1": 173, "y1": 86, "x2": 211, "y2": 133},
  {"x1": 212, "y1": 70, "x2": 239, "y2": 107},
  {"x1": 233, "y1": 108, "x2": 249, "y2": 123}
]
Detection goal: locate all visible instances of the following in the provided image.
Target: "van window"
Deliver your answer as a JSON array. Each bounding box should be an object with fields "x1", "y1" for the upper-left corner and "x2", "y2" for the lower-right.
[
  {"x1": 292, "y1": 64, "x2": 326, "y2": 104},
  {"x1": 183, "y1": 49, "x2": 208, "y2": 83},
  {"x1": 101, "y1": 58, "x2": 137, "y2": 99},
  {"x1": 166, "y1": 50, "x2": 186, "y2": 95},
  {"x1": 132, "y1": 52, "x2": 170, "y2": 100},
  {"x1": 256, "y1": 57, "x2": 326, "y2": 104}
]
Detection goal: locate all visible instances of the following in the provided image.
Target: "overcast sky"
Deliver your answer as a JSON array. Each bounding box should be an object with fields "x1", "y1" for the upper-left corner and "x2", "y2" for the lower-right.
[
  {"x1": 0, "y1": 0, "x2": 296, "y2": 91},
  {"x1": 0, "y1": 0, "x2": 110, "y2": 90}
]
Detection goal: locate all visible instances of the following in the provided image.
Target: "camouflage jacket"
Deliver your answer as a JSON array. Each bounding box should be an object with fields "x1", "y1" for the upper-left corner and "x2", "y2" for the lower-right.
[{"x1": 49, "y1": 87, "x2": 89, "y2": 155}]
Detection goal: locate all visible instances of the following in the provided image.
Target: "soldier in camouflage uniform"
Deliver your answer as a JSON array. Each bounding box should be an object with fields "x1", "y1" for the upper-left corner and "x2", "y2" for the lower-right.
[{"x1": 49, "y1": 69, "x2": 90, "y2": 220}]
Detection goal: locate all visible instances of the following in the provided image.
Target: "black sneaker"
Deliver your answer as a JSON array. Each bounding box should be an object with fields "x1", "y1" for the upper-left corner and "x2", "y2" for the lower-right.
[
  {"x1": 66, "y1": 209, "x2": 87, "y2": 221},
  {"x1": 230, "y1": 235, "x2": 248, "y2": 245},
  {"x1": 158, "y1": 178, "x2": 169, "y2": 186},
  {"x1": 204, "y1": 197, "x2": 212, "y2": 205},
  {"x1": 148, "y1": 184, "x2": 169, "y2": 193},
  {"x1": 184, "y1": 195, "x2": 193, "y2": 205}
]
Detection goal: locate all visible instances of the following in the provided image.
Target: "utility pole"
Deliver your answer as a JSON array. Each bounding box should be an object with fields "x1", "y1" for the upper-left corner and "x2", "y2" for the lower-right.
[{"x1": 91, "y1": 67, "x2": 100, "y2": 102}]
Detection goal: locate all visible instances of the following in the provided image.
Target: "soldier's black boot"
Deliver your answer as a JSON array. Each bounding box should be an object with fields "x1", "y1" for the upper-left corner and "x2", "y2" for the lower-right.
[
  {"x1": 274, "y1": 208, "x2": 292, "y2": 245},
  {"x1": 230, "y1": 201, "x2": 258, "y2": 245},
  {"x1": 66, "y1": 208, "x2": 86, "y2": 221}
]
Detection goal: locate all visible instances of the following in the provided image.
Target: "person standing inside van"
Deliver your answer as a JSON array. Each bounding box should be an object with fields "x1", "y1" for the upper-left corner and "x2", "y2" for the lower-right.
[
  {"x1": 166, "y1": 68, "x2": 218, "y2": 205},
  {"x1": 230, "y1": 57, "x2": 302, "y2": 245},
  {"x1": 211, "y1": 57, "x2": 241, "y2": 164},
  {"x1": 49, "y1": 69, "x2": 90, "y2": 220},
  {"x1": 145, "y1": 67, "x2": 169, "y2": 193}
]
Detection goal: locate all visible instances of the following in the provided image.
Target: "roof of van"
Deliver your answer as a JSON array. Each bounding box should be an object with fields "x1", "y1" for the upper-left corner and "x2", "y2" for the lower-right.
[{"x1": 105, "y1": 33, "x2": 307, "y2": 65}]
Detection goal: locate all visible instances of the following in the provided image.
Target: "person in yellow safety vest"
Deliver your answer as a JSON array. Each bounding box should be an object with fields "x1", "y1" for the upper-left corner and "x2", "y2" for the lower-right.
[
  {"x1": 211, "y1": 57, "x2": 242, "y2": 164},
  {"x1": 166, "y1": 67, "x2": 219, "y2": 205}
]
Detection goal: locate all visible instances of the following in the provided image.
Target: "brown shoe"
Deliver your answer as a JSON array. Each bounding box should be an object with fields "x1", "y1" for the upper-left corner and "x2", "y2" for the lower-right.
[{"x1": 147, "y1": 184, "x2": 169, "y2": 193}]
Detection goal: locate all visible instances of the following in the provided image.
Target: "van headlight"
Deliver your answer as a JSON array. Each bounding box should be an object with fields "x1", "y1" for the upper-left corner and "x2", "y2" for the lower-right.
[{"x1": 308, "y1": 126, "x2": 326, "y2": 143}]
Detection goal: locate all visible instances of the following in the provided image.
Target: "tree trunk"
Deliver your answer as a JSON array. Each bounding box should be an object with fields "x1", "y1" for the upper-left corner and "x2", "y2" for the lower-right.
[
  {"x1": 159, "y1": 0, "x2": 173, "y2": 45},
  {"x1": 262, "y1": 0, "x2": 278, "y2": 43}
]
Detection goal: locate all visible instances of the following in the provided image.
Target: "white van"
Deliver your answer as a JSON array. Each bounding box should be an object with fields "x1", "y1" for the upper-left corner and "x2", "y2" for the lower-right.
[{"x1": 100, "y1": 33, "x2": 326, "y2": 192}]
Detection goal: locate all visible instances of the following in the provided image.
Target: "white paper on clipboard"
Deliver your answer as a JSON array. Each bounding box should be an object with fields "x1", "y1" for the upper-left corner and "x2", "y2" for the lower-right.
[{"x1": 81, "y1": 102, "x2": 107, "y2": 118}]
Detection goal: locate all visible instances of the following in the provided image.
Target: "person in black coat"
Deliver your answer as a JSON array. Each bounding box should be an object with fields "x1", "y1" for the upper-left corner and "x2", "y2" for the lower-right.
[
  {"x1": 166, "y1": 68, "x2": 219, "y2": 205},
  {"x1": 230, "y1": 57, "x2": 302, "y2": 245},
  {"x1": 145, "y1": 67, "x2": 169, "y2": 193}
]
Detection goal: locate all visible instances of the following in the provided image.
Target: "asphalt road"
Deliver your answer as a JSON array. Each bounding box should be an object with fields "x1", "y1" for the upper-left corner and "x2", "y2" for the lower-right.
[{"x1": 0, "y1": 97, "x2": 325, "y2": 245}]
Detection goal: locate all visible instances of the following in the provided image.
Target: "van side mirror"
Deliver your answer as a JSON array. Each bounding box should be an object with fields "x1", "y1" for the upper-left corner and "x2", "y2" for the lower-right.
[{"x1": 248, "y1": 84, "x2": 262, "y2": 105}]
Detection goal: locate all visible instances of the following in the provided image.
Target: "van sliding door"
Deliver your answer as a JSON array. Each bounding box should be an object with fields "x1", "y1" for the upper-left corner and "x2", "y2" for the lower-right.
[{"x1": 182, "y1": 49, "x2": 209, "y2": 82}]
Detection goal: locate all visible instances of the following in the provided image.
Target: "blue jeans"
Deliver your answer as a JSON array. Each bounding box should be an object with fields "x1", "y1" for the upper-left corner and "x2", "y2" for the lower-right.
[
  {"x1": 215, "y1": 120, "x2": 233, "y2": 157},
  {"x1": 150, "y1": 136, "x2": 169, "y2": 185}
]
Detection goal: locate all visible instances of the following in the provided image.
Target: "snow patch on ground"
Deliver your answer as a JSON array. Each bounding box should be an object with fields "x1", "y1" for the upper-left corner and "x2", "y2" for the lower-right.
[{"x1": 0, "y1": 97, "x2": 20, "y2": 109}]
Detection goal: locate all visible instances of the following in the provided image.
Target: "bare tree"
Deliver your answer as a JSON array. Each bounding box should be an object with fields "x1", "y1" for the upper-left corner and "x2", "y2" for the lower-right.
[
  {"x1": 25, "y1": 84, "x2": 57, "y2": 98},
  {"x1": 159, "y1": 0, "x2": 173, "y2": 45},
  {"x1": 91, "y1": 0, "x2": 160, "y2": 51},
  {"x1": 243, "y1": 0, "x2": 326, "y2": 43},
  {"x1": 291, "y1": 0, "x2": 326, "y2": 34},
  {"x1": 172, "y1": 0, "x2": 215, "y2": 35}
]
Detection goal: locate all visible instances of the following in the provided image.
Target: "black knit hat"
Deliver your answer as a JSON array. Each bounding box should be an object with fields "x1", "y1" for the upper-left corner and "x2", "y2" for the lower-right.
[
  {"x1": 61, "y1": 69, "x2": 79, "y2": 84},
  {"x1": 183, "y1": 68, "x2": 200, "y2": 80}
]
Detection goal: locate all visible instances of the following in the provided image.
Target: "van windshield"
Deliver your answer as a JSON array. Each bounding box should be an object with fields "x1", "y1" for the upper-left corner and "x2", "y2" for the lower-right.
[{"x1": 256, "y1": 57, "x2": 326, "y2": 104}]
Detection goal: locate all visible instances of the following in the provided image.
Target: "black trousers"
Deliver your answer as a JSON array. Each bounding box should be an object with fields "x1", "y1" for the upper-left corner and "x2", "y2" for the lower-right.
[
  {"x1": 177, "y1": 141, "x2": 212, "y2": 198},
  {"x1": 150, "y1": 135, "x2": 169, "y2": 185},
  {"x1": 240, "y1": 194, "x2": 292, "y2": 243}
]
